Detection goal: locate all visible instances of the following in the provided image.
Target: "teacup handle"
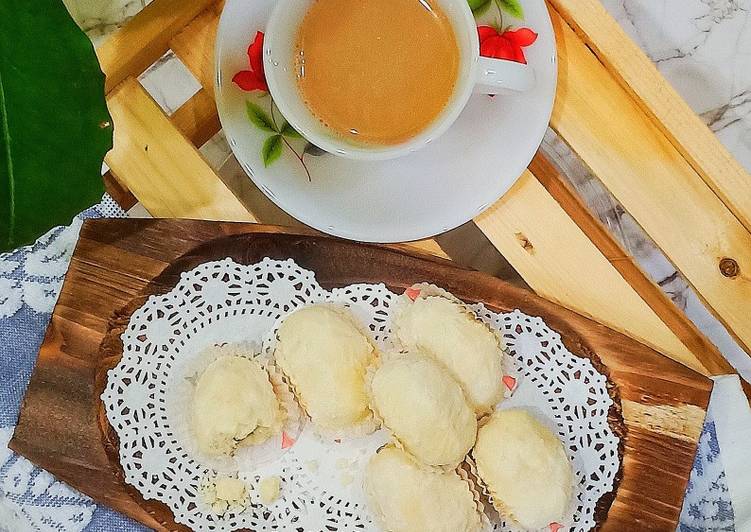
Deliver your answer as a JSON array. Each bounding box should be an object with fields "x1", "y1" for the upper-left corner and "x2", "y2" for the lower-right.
[{"x1": 474, "y1": 56, "x2": 535, "y2": 94}]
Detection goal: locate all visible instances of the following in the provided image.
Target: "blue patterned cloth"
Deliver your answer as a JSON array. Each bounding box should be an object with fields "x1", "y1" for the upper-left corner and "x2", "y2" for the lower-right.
[
  {"x1": 0, "y1": 198, "x2": 147, "y2": 532},
  {"x1": 679, "y1": 421, "x2": 735, "y2": 531},
  {"x1": 0, "y1": 198, "x2": 736, "y2": 531}
]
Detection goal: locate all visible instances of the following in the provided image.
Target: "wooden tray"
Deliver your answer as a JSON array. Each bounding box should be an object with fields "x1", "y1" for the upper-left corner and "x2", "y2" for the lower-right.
[{"x1": 11, "y1": 219, "x2": 712, "y2": 531}]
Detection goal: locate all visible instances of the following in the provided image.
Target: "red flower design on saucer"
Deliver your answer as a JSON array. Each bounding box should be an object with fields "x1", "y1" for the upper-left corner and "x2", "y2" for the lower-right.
[
  {"x1": 232, "y1": 31, "x2": 268, "y2": 92},
  {"x1": 477, "y1": 26, "x2": 537, "y2": 64}
]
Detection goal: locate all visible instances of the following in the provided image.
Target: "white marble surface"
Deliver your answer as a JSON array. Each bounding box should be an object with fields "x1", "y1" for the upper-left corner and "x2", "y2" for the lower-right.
[
  {"x1": 603, "y1": 0, "x2": 751, "y2": 171},
  {"x1": 138, "y1": 52, "x2": 201, "y2": 115},
  {"x1": 67, "y1": 0, "x2": 751, "y2": 377},
  {"x1": 63, "y1": 0, "x2": 152, "y2": 46}
]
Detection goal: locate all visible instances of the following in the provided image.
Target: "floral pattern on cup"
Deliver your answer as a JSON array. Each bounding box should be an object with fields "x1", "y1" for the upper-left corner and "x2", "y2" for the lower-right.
[
  {"x1": 478, "y1": 26, "x2": 537, "y2": 63},
  {"x1": 232, "y1": 31, "x2": 269, "y2": 92},
  {"x1": 232, "y1": 31, "x2": 321, "y2": 178},
  {"x1": 470, "y1": 0, "x2": 537, "y2": 63}
]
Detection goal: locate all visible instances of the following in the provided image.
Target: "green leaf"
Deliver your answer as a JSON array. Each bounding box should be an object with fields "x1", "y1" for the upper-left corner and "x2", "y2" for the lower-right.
[
  {"x1": 281, "y1": 122, "x2": 303, "y2": 139},
  {"x1": 468, "y1": 0, "x2": 491, "y2": 15},
  {"x1": 497, "y1": 0, "x2": 524, "y2": 19},
  {"x1": 0, "y1": 1, "x2": 112, "y2": 252},
  {"x1": 245, "y1": 101, "x2": 277, "y2": 132},
  {"x1": 262, "y1": 135, "x2": 283, "y2": 167}
]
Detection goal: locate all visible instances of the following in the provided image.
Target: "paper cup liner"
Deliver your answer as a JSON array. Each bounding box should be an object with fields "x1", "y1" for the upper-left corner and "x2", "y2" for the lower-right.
[
  {"x1": 233, "y1": 358, "x2": 304, "y2": 470},
  {"x1": 168, "y1": 342, "x2": 303, "y2": 474},
  {"x1": 265, "y1": 303, "x2": 381, "y2": 442},
  {"x1": 464, "y1": 453, "x2": 502, "y2": 519},
  {"x1": 456, "y1": 460, "x2": 491, "y2": 530}
]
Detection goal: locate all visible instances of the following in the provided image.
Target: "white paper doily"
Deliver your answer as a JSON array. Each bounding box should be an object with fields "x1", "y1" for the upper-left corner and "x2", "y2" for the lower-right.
[{"x1": 102, "y1": 258, "x2": 620, "y2": 531}]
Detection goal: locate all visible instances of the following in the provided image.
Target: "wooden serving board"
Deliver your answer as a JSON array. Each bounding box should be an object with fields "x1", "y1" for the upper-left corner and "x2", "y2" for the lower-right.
[{"x1": 11, "y1": 219, "x2": 712, "y2": 531}]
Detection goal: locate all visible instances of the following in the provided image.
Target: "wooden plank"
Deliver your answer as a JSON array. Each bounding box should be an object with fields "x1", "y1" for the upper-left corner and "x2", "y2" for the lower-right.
[
  {"x1": 169, "y1": 3, "x2": 222, "y2": 94},
  {"x1": 105, "y1": 78, "x2": 253, "y2": 221},
  {"x1": 475, "y1": 171, "x2": 711, "y2": 375},
  {"x1": 170, "y1": 88, "x2": 221, "y2": 147},
  {"x1": 530, "y1": 154, "x2": 733, "y2": 376},
  {"x1": 547, "y1": 10, "x2": 751, "y2": 356},
  {"x1": 398, "y1": 239, "x2": 449, "y2": 259},
  {"x1": 549, "y1": 0, "x2": 751, "y2": 235},
  {"x1": 102, "y1": 172, "x2": 137, "y2": 211},
  {"x1": 743, "y1": 379, "x2": 751, "y2": 410},
  {"x1": 104, "y1": 89, "x2": 220, "y2": 212},
  {"x1": 97, "y1": 0, "x2": 217, "y2": 92},
  {"x1": 11, "y1": 219, "x2": 712, "y2": 531}
]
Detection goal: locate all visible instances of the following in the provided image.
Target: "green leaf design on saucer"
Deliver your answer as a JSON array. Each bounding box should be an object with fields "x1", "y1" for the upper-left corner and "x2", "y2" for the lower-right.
[
  {"x1": 262, "y1": 134, "x2": 283, "y2": 167},
  {"x1": 246, "y1": 101, "x2": 276, "y2": 132},
  {"x1": 469, "y1": 0, "x2": 492, "y2": 15},
  {"x1": 242, "y1": 98, "x2": 316, "y2": 180},
  {"x1": 497, "y1": 0, "x2": 524, "y2": 19}
]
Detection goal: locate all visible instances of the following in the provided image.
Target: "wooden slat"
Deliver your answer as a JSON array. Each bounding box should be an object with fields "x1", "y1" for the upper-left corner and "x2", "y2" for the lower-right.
[
  {"x1": 549, "y1": 0, "x2": 751, "y2": 235},
  {"x1": 102, "y1": 172, "x2": 137, "y2": 211},
  {"x1": 170, "y1": 88, "x2": 221, "y2": 147},
  {"x1": 530, "y1": 154, "x2": 733, "y2": 375},
  {"x1": 167, "y1": 3, "x2": 224, "y2": 147},
  {"x1": 105, "y1": 78, "x2": 253, "y2": 221},
  {"x1": 400, "y1": 239, "x2": 450, "y2": 259},
  {"x1": 97, "y1": 0, "x2": 218, "y2": 92},
  {"x1": 475, "y1": 171, "x2": 711, "y2": 375},
  {"x1": 170, "y1": 3, "x2": 222, "y2": 94},
  {"x1": 167, "y1": 3, "x2": 223, "y2": 146},
  {"x1": 547, "y1": 10, "x2": 751, "y2": 355},
  {"x1": 743, "y1": 379, "x2": 751, "y2": 409}
]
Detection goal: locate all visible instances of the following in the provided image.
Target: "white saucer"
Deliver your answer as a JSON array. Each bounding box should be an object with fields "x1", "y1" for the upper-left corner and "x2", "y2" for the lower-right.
[{"x1": 215, "y1": 0, "x2": 557, "y2": 242}]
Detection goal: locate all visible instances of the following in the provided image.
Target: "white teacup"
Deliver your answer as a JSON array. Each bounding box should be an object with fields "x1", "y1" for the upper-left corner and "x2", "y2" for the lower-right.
[{"x1": 263, "y1": 0, "x2": 536, "y2": 161}]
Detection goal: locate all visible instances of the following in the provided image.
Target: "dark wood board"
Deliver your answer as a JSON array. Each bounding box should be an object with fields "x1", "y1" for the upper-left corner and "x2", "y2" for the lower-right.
[{"x1": 10, "y1": 219, "x2": 712, "y2": 531}]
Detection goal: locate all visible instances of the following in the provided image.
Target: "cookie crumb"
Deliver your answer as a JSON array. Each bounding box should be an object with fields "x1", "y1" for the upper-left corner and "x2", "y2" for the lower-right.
[
  {"x1": 201, "y1": 475, "x2": 248, "y2": 515},
  {"x1": 259, "y1": 476, "x2": 281, "y2": 504}
]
